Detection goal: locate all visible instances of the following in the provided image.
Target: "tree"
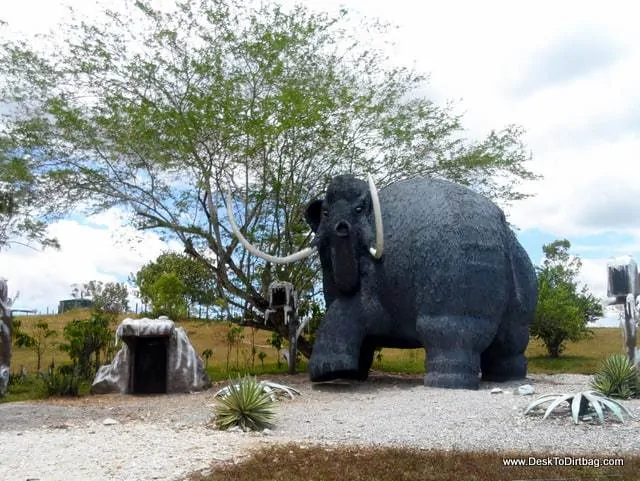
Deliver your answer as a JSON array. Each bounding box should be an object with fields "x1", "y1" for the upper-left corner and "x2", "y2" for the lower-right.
[
  {"x1": 76, "y1": 280, "x2": 128, "y2": 314},
  {"x1": 0, "y1": 142, "x2": 69, "y2": 251},
  {"x1": 13, "y1": 320, "x2": 57, "y2": 372},
  {"x1": 145, "y1": 272, "x2": 189, "y2": 320},
  {"x1": 59, "y1": 313, "x2": 112, "y2": 378},
  {"x1": 0, "y1": 0, "x2": 538, "y2": 357},
  {"x1": 133, "y1": 252, "x2": 218, "y2": 316},
  {"x1": 531, "y1": 239, "x2": 603, "y2": 358},
  {"x1": 201, "y1": 348, "x2": 213, "y2": 368}
]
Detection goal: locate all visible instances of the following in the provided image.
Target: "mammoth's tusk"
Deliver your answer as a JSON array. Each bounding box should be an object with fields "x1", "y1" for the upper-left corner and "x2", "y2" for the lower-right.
[
  {"x1": 224, "y1": 191, "x2": 317, "y2": 264},
  {"x1": 367, "y1": 174, "x2": 384, "y2": 259}
]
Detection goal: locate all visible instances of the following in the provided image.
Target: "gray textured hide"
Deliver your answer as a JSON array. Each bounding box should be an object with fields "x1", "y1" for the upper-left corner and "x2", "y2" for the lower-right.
[
  {"x1": 91, "y1": 317, "x2": 211, "y2": 394},
  {"x1": 0, "y1": 278, "x2": 12, "y2": 396},
  {"x1": 305, "y1": 175, "x2": 538, "y2": 390}
]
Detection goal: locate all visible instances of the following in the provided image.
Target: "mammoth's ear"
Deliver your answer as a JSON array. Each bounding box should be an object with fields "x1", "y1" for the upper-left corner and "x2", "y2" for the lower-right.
[{"x1": 305, "y1": 199, "x2": 324, "y2": 233}]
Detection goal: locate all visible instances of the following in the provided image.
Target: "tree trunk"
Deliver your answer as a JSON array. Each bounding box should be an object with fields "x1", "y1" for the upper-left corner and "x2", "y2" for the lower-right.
[
  {"x1": 548, "y1": 343, "x2": 561, "y2": 358},
  {"x1": 288, "y1": 310, "x2": 298, "y2": 374},
  {"x1": 238, "y1": 310, "x2": 313, "y2": 359}
]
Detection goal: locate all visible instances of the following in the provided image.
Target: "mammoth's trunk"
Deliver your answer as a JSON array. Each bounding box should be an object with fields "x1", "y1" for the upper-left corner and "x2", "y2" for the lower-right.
[{"x1": 331, "y1": 237, "x2": 360, "y2": 294}]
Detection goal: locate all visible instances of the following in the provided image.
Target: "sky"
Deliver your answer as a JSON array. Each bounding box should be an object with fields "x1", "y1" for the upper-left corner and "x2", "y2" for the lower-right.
[{"x1": 1, "y1": 0, "x2": 639, "y2": 326}]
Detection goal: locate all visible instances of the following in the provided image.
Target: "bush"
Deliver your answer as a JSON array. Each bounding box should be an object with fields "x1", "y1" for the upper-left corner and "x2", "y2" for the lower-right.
[
  {"x1": 59, "y1": 313, "x2": 112, "y2": 379},
  {"x1": 591, "y1": 354, "x2": 640, "y2": 399},
  {"x1": 42, "y1": 365, "x2": 81, "y2": 397},
  {"x1": 213, "y1": 376, "x2": 275, "y2": 431},
  {"x1": 530, "y1": 240, "x2": 602, "y2": 358}
]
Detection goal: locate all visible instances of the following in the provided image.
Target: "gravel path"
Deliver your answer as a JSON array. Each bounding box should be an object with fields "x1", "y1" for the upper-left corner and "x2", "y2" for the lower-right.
[{"x1": 1, "y1": 373, "x2": 639, "y2": 481}]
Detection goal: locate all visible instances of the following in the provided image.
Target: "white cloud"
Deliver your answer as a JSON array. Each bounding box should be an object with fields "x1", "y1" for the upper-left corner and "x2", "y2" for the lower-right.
[{"x1": 1, "y1": 208, "x2": 182, "y2": 312}]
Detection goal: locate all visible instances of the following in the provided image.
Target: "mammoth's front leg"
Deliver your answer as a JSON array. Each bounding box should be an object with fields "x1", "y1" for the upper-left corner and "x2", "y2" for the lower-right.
[
  {"x1": 417, "y1": 315, "x2": 497, "y2": 390},
  {"x1": 308, "y1": 298, "x2": 367, "y2": 382}
]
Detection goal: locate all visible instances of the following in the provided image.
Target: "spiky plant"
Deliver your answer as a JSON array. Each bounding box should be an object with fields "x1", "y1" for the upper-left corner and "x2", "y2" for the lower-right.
[
  {"x1": 213, "y1": 376, "x2": 276, "y2": 431},
  {"x1": 591, "y1": 354, "x2": 640, "y2": 399},
  {"x1": 214, "y1": 379, "x2": 301, "y2": 401},
  {"x1": 524, "y1": 390, "x2": 634, "y2": 424}
]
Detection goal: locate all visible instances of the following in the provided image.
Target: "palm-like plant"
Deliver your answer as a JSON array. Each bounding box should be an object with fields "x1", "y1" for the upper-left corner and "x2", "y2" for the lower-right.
[
  {"x1": 591, "y1": 354, "x2": 640, "y2": 399},
  {"x1": 524, "y1": 390, "x2": 634, "y2": 424},
  {"x1": 213, "y1": 376, "x2": 276, "y2": 431},
  {"x1": 214, "y1": 379, "x2": 301, "y2": 401}
]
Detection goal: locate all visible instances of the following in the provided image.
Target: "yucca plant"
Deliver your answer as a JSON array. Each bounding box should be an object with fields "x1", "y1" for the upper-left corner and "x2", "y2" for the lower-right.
[
  {"x1": 591, "y1": 354, "x2": 640, "y2": 399},
  {"x1": 524, "y1": 390, "x2": 634, "y2": 424},
  {"x1": 214, "y1": 379, "x2": 301, "y2": 401},
  {"x1": 213, "y1": 376, "x2": 276, "y2": 431}
]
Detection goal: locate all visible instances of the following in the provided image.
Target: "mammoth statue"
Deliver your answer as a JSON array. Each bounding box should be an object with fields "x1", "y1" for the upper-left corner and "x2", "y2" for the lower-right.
[{"x1": 226, "y1": 175, "x2": 537, "y2": 389}]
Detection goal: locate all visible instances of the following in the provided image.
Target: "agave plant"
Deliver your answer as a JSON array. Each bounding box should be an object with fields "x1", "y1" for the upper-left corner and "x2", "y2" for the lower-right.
[
  {"x1": 213, "y1": 376, "x2": 276, "y2": 431},
  {"x1": 591, "y1": 354, "x2": 640, "y2": 399},
  {"x1": 214, "y1": 379, "x2": 301, "y2": 401},
  {"x1": 524, "y1": 390, "x2": 634, "y2": 424}
]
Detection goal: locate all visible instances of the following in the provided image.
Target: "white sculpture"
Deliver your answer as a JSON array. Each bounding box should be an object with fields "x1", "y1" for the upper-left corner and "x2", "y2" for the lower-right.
[
  {"x1": 0, "y1": 278, "x2": 14, "y2": 396},
  {"x1": 606, "y1": 257, "x2": 640, "y2": 365}
]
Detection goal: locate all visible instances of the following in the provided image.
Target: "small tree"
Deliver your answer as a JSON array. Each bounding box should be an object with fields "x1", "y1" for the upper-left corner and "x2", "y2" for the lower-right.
[
  {"x1": 146, "y1": 273, "x2": 188, "y2": 321},
  {"x1": 225, "y1": 324, "x2": 244, "y2": 372},
  {"x1": 14, "y1": 320, "x2": 57, "y2": 372},
  {"x1": 202, "y1": 348, "x2": 213, "y2": 368},
  {"x1": 267, "y1": 332, "x2": 283, "y2": 368},
  {"x1": 133, "y1": 252, "x2": 218, "y2": 316},
  {"x1": 59, "y1": 313, "x2": 112, "y2": 378},
  {"x1": 91, "y1": 282, "x2": 129, "y2": 315},
  {"x1": 258, "y1": 351, "x2": 267, "y2": 367},
  {"x1": 531, "y1": 240, "x2": 603, "y2": 357}
]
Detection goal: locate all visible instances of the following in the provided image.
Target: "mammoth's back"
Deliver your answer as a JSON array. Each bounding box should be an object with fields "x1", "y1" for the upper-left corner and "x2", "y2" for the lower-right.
[{"x1": 377, "y1": 177, "x2": 511, "y2": 317}]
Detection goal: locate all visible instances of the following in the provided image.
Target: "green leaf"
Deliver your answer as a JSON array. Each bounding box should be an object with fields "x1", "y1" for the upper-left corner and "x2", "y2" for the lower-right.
[{"x1": 543, "y1": 394, "x2": 574, "y2": 420}]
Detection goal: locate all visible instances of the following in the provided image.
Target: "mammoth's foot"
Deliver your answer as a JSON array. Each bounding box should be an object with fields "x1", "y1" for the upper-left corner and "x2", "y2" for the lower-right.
[
  {"x1": 309, "y1": 354, "x2": 364, "y2": 382},
  {"x1": 310, "y1": 339, "x2": 375, "y2": 382},
  {"x1": 424, "y1": 349, "x2": 481, "y2": 390},
  {"x1": 481, "y1": 353, "x2": 527, "y2": 382},
  {"x1": 418, "y1": 315, "x2": 496, "y2": 390}
]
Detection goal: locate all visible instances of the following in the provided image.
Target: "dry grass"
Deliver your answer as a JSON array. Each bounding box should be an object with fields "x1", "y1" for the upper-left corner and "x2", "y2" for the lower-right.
[
  {"x1": 10, "y1": 310, "x2": 629, "y2": 379},
  {"x1": 187, "y1": 444, "x2": 639, "y2": 481}
]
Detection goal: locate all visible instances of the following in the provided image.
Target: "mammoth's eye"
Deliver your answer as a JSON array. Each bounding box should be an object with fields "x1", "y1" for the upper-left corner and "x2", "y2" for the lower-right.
[
  {"x1": 355, "y1": 206, "x2": 363, "y2": 214},
  {"x1": 322, "y1": 209, "x2": 329, "y2": 217}
]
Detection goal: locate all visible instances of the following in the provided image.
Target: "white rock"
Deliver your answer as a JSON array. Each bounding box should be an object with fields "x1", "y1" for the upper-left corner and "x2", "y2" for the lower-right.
[
  {"x1": 102, "y1": 418, "x2": 119, "y2": 426},
  {"x1": 517, "y1": 384, "x2": 535, "y2": 395},
  {"x1": 262, "y1": 428, "x2": 272, "y2": 436},
  {"x1": 490, "y1": 388, "x2": 503, "y2": 394}
]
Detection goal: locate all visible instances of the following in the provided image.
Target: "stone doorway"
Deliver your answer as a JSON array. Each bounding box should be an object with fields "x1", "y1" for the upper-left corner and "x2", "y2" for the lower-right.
[
  {"x1": 91, "y1": 317, "x2": 211, "y2": 395},
  {"x1": 130, "y1": 336, "x2": 168, "y2": 394}
]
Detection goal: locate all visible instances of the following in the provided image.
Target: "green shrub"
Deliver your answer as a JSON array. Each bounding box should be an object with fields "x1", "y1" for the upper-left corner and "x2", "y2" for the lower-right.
[
  {"x1": 42, "y1": 365, "x2": 81, "y2": 397},
  {"x1": 213, "y1": 376, "x2": 275, "y2": 431},
  {"x1": 59, "y1": 313, "x2": 112, "y2": 379},
  {"x1": 591, "y1": 354, "x2": 640, "y2": 399}
]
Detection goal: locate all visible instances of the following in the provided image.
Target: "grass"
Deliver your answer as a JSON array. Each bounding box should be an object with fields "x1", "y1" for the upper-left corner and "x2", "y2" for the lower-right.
[
  {"x1": 1, "y1": 375, "x2": 49, "y2": 402},
  {"x1": 8, "y1": 310, "x2": 629, "y2": 379},
  {"x1": 186, "y1": 444, "x2": 639, "y2": 481}
]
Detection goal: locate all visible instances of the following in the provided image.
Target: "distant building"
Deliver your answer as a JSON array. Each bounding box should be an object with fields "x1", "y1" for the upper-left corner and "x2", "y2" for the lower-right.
[{"x1": 58, "y1": 298, "x2": 93, "y2": 314}]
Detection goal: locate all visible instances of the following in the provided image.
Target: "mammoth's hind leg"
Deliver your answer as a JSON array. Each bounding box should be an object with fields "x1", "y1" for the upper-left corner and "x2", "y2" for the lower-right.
[
  {"x1": 480, "y1": 322, "x2": 529, "y2": 382},
  {"x1": 417, "y1": 315, "x2": 497, "y2": 389}
]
